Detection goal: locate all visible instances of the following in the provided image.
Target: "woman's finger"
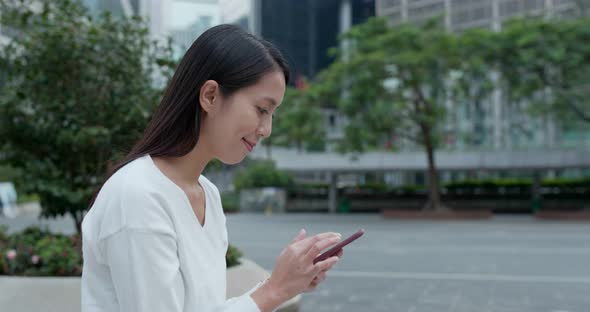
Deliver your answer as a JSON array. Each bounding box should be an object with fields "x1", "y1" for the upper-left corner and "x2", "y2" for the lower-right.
[
  {"x1": 290, "y1": 229, "x2": 306, "y2": 244},
  {"x1": 303, "y1": 235, "x2": 342, "y2": 263},
  {"x1": 304, "y1": 283, "x2": 318, "y2": 293},
  {"x1": 305, "y1": 271, "x2": 327, "y2": 292},
  {"x1": 292, "y1": 232, "x2": 340, "y2": 251},
  {"x1": 315, "y1": 271, "x2": 327, "y2": 283},
  {"x1": 312, "y1": 255, "x2": 340, "y2": 275}
]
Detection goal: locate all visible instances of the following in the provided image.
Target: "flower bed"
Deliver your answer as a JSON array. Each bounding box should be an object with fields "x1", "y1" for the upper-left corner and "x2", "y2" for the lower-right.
[
  {"x1": 0, "y1": 225, "x2": 243, "y2": 276},
  {"x1": 0, "y1": 226, "x2": 81, "y2": 276}
]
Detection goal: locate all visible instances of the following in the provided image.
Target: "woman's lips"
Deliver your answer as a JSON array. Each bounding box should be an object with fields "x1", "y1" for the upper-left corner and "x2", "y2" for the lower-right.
[{"x1": 242, "y1": 138, "x2": 254, "y2": 152}]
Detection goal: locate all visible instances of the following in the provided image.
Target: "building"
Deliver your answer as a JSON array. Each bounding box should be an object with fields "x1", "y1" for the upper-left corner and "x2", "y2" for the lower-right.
[
  {"x1": 167, "y1": 0, "x2": 221, "y2": 58},
  {"x1": 82, "y1": 0, "x2": 220, "y2": 57},
  {"x1": 220, "y1": 0, "x2": 374, "y2": 153},
  {"x1": 82, "y1": 0, "x2": 141, "y2": 18},
  {"x1": 377, "y1": 0, "x2": 584, "y2": 31},
  {"x1": 221, "y1": 0, "x2": 375, "y2": 80},
  {"x1": 375, "y1": 0, "x2": 589, "y2": 154},
  {"x1": 242, "y1": 0, "x2": 589, "y2": 207},
  {"x1": 220, "y1": 0, "x2": 257, "y2": 33}
]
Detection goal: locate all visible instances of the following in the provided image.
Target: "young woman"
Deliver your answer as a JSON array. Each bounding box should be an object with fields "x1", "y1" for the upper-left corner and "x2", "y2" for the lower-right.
[{"x1": 81, "y1": 24, "x2": 342, "y2": 312}]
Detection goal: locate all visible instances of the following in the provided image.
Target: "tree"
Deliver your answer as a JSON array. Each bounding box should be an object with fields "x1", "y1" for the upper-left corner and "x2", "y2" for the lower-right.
[
  {"x1": 263, "y1": 85, "x2": 326, "y2": 158},
  {"x1": 316, "y1": 17, "x2": 467, "y2": 211},
  {"x1": 497, "y1": 17, "x2": 590, "y2": 124},
  {"x1": 451, "y1": 28, "x2": 498, "y2": 147},
  {"x1": 0, "y1": 0, "x2": 175, "y2": 233}
]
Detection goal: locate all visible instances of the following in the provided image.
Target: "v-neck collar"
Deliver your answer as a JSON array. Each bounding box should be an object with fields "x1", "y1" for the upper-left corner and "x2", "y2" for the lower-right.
[{"x1": 146, "y1": 154, "x2": 209, "y2": 230}]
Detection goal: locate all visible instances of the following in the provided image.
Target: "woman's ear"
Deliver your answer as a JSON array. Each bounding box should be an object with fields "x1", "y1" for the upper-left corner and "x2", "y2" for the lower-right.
[{"x1": 199, "y1": 80, "x2": 220, "y2": 114}]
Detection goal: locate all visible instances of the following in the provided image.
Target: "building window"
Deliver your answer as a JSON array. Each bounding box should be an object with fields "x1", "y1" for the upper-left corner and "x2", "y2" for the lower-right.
[{"x1": 329, "y1": 114, "x2": 336, "y2": 127}]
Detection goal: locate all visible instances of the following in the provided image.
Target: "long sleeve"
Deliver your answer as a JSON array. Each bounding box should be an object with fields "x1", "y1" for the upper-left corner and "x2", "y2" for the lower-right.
[{"x1": 103, "y1": 228, "x2": 261, "y2": 312}]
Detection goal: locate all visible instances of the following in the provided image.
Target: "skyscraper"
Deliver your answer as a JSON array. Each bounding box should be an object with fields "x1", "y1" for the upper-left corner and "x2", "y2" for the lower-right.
[
  {"x1": 377, "y1": 0, "x2": 582, "y2": 31},
  {"x1": 221, "y1": 0, "x2": 375, "y2": 81},
  {"x1": 376, "y1": 0, "x2": 589, "y2": 151}
]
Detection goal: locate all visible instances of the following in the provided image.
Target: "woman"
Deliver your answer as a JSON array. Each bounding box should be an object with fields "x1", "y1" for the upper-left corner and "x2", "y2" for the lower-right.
[{"x1": 81, "y1": 24, "x2": 342, "y2": 312}]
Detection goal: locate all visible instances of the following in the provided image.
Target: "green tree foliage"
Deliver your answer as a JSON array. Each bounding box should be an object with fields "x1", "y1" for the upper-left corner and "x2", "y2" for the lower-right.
[
  {"x1": 316, "y1": 18, "x2": 468, "y2": 210},
  {"x1": 0, "y1": 0, "x2": 175, "y2": 233},
  {"x1": 233, "y1": 160, "x2": 293, "y2": 190},
  {"x1": 271, "y1": 86, "x2": 325, "y2": 152},
  {"x1": 497, "y1": 17, "x2": 590, "y2": 124}
]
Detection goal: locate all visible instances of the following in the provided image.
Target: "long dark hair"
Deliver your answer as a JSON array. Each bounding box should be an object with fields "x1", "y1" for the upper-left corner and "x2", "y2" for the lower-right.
[{"x1": 89, "y1": 24, "x2": 290, "y2": 208}]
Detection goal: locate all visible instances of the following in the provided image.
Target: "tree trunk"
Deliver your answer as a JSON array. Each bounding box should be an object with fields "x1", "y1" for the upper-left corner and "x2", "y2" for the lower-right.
[
  {"x1": 71, "y1": 211, "x2": 83, "y2": 235},
  {"x1": 420, "y1": 123, "x2": 445, "y2": 211},
  {"x1": 265, "y1": 138, "x2": 273, "y2": 160}
]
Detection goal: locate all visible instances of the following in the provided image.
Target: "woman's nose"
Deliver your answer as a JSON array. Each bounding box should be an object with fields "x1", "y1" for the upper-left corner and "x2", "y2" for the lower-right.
[{"x1": 257, "y1": 117, "x2": 272, "y2": 138}]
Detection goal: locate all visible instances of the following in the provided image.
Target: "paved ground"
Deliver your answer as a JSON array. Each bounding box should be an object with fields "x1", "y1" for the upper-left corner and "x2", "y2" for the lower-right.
[
  {"x1": 226, "y1": 213, "x2": 590, "y2": 312},
  {"x1": 2, "y1": 213, "x2": 590, "y2": 312}
]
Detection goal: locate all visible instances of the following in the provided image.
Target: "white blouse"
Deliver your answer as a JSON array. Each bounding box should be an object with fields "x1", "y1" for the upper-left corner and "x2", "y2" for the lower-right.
[{"x1": 81, "y1": 154, "x2": 262, "y2": 312}]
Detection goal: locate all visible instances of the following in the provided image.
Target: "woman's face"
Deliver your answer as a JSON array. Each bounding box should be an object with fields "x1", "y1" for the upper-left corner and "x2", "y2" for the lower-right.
[{"x1": 201, "y1": 71, "x2": 286, "y2": 164}]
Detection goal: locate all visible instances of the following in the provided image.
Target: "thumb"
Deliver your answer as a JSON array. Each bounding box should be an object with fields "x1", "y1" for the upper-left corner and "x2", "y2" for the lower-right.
[{"x1": 291, "y1": 229, "x2": 306, "y2": 244}]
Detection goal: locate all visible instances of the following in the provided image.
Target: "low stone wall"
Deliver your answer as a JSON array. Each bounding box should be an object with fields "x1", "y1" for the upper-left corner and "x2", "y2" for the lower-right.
[
  {"x1": 285, "y1": 198, "x2": 589, "y2": 213},
  {"x1": 0, "y1": 258, "x2": 300, "y2": 312},
  {"x1": 383, "y1": 209, "x2": 493, "y2": 219},
  {"x1": 239, "y1": 188, "x2": 287, "y2": 213}
]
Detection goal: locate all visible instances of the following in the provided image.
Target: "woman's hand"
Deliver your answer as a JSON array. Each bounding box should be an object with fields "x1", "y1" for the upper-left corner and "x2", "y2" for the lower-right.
[
  {"x1": 266, "y1": 229, "x2": 342, "y2": 301},
  {"x1": 304, "y1": 248, "x2": 344, "y2": 293}
]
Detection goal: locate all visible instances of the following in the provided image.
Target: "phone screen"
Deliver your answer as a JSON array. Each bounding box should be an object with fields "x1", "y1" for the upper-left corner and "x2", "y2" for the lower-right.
[{"x1": 313, "y1": 229, "x2": 365, "y2": 264}]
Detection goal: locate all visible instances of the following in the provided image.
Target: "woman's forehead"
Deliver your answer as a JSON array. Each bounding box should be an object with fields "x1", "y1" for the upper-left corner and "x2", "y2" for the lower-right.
[{"x1": 245, "y1": 72, "x2": 286, "y2": 103}]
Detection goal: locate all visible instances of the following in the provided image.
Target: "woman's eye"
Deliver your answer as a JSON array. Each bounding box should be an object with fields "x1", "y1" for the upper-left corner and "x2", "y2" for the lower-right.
[{"x1": 257, "y1": 107, "x2": 269, "y2": 115}]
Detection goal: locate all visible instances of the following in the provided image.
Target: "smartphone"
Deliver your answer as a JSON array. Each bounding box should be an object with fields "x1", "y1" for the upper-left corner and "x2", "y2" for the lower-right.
[{"x1": 313, "y1": 229, "x2": 365, "y2": 264}]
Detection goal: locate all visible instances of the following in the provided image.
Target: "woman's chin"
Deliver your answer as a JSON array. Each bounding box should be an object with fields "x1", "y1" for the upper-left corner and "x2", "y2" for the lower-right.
[{"x1": 216, "y1": 154, "x2": 246, "y2": 166}]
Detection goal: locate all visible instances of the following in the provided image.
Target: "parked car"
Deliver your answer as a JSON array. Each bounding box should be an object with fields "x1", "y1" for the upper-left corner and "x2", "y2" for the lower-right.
[{"x1": 0, "y1": 181, "x2": 17, "y2": 217}]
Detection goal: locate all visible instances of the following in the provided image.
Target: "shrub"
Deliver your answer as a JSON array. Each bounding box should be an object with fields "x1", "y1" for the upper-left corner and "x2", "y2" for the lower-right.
[
  {"x1": 226, "y1": 245, "x2": 243, "y2": 268},
  {"x1": 234, "y1": 160, "x2": 293, "y2": 190},
  {"x1": 221, "y1": 191, "x2": 240, "y2": 213},
  {"x1": 0, "y1": 226, "x2": 244, "y2": 275},
  {"x1": 0, "y1": 226, "x2": 81, "y2": 276}
]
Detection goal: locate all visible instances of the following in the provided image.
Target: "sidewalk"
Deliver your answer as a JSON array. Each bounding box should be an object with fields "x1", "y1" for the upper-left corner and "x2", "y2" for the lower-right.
[
  {"x1": 0, "y1": 259, "x2": 300, "y2": 312},
  {"x1": 0, "y1": 276, "x2": 80, "y2": 312}
]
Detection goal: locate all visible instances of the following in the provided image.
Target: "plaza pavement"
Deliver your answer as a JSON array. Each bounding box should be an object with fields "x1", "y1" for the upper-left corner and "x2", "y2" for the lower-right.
[{"x1": 2, "y1": 212, "x2": 590, "y2": 312}]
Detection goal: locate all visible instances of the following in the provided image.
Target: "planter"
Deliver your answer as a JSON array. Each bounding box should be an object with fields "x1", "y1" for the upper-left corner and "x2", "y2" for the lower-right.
[
  {"x1": 240, "y1": 187, "x2": 287, "y2": 213},
  {"x1": 535, "y1": 210, "x2": 590, "y2": 220},
  {"x1": 382, "y1": 209, "x2": 492, "y2": 219},
  {"x1": 227, "y1": 258, "x2": 300, "y2": 312},
  {"x1": 0, "y1": 258, "x2": 300, "y2": 312},
  {"x1": 0, "y1": 276, "x2": 80, "y2": 312}
]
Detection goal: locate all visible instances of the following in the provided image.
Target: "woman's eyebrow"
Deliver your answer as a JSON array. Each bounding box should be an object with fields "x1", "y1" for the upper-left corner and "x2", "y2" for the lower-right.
[{"x1": 262, "y1": 96, "x2": 278, "y2": 107}]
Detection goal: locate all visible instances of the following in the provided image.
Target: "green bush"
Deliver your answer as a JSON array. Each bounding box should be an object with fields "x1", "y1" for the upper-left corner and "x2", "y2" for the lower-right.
[
  {"x1": 444, "y1": 178, "x2": 590, "y2": 199},
  {"x1": 287, "y1": 183, "x2": 329, "y2": 199},
  {"x1": 542, "y1": 177, "x2": 590, "y2": 187},
  {"x1": 0, "y1": 165, "x2": 22, "y2": 190},
  {"x1": 297, "y1": 182, "x2": 330, "y2": 189},
  {"x1": 392, "y1": 185, "x2": 428, "y2": 194},
  {"x1": 0, "y1": 226, "x2": 245, "y2": 275},
  {"x1": 221, "y1": 191, "x2": 240, "y2": 213},
  {"x1": 356, "y1": 182, "x2": 391, "y2": 193},
  {"x1": 286, "y1": 177, "x2": 590, "y2": 201},
  {"x1": 226, "y1": 245, "x2": 243, "y2": 268},
  {"x1": 234, "y1": 160, "x2": 293, "y2": 190},
  {"x1": 0, "y1": 226, "x2": 82, "y2": 276},
  {"x1": 17, "y1": 193, "x2": 40, "y2": 204}
]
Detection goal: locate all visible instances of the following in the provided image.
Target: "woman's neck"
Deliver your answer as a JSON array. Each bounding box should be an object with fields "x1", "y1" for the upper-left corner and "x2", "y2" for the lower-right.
[{"x1": 153, "y1": 139, "x2": 212, "y2": 188}]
